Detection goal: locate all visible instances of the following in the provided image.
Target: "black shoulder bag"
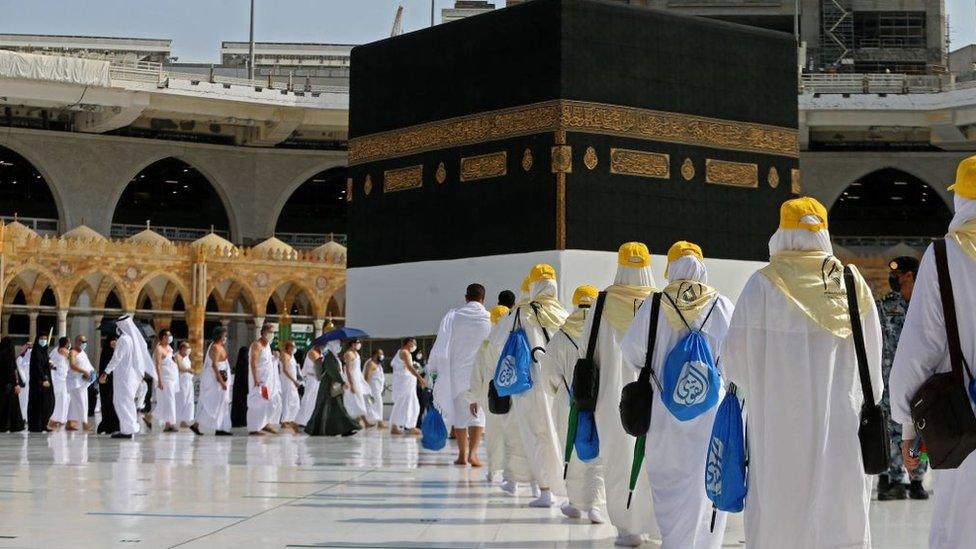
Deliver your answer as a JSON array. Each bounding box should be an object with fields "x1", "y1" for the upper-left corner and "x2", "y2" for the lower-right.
[
  {"x1": 619, "y1": 292, "x2": 662, "y2": 437},
  {"x1": 571, "y1": 292, "x2": 607, "y2": 412},
  {"x1": 844, "y1": 266, "x2": 891, "y2": 475},
  {"x1": 487, "y1": 308, "x2": 519, "y2": 415},
  {"x1": 909, "y1": 239, "x2": 976, "y2": 469}
]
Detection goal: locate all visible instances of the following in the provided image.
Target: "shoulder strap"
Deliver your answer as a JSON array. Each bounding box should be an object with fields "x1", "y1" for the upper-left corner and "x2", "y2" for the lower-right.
[
  {"x1": 561, "y1": 330, "x2": 579, "y2": 351},
  {"x1": 584, "y1": 292, "x2": 608, "y2": 362},
  {"x1": 529, "y1": 301, "x2": 550, "y2": 344},
  {"x1": 662, "y1": 292, "x2": 691, "y2": 330},
  {"x1": 844, "y1": 266, "x2": 875, "y2": 405},
  {"x1": 639, "y1": 293, "x2": 663, "y2": 389},
  {"x1": 934, "y1": 239, "x2": 973, "y2": 384}
]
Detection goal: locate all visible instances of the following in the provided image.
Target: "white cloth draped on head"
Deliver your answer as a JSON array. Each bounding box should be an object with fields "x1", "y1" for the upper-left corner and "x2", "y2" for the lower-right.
[
  {"x1": 768, "y1": 214, "x2": 833, "y2": 256},
  {"x1": 613, "y1": 263, "x2": 655, "y2": 287},
  {"x1": 666, "y1": 255, "x2": 707, "y2": 284},
  {"x1": 949, "y1": 194, "x2": 976, "y2": 232},
  {"x1": 118, "y1": 316, "x2": 155, "y2": 380}
]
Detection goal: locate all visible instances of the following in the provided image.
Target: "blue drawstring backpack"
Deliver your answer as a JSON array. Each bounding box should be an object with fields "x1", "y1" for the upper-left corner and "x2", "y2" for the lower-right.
[
  {"x1": 421, "y1": 405, "x2": 448, "y2": 451},
  {"x1": 575, "y1": 410, "x2": 600, "y2": 462},
  {"x1": 493, "y1": 308, "x2": 533, "y2": 397},
  {"x1": 660, "y1": 294, "x2": 721, "y2": 421},
  {"x1": 705, "y1": 383, "x2": 748, "y2": 514}
]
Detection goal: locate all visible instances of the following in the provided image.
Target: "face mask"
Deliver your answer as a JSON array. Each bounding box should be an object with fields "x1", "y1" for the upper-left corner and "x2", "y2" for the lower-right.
[
  {"x1": 184, "y1": 348, "x2": 191, "y2": 356},
  {"x1": 409, "y1": 345, "x2": 417, "y2": 353},
  {"x1": 38, "y1": 339, "x2": 48, "y2": 348},
  {"x1": 166, "y1": 335, "x2": 174, "y2": 345},
  {"x1": 377, "y1": 355, "x2": 384, "y2": 362},
  {"x1": 80, "y1": 342, "x2": 88, "y2": 352},
  {"x1": 888, "y1": 273, "x2": 902, "y2": 293},
  {"x1": 416, "y1": 353, "x2": 423, "y2": 360},
  {"x1": 354, "y1": 342, "x2": 362, "y2": 351}
]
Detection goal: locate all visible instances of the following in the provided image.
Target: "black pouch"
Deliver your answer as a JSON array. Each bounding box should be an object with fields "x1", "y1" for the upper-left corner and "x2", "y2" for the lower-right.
[
  {"x1": 909, "y1": 240, "x2": 976, "y2": 469},
  {"x1": 572, "y1": 292, "x2": 607, "y2": 412},
  {"x1": 619, "y1": 293, "x2": 661, "y2": 437},
  {"x1": 487, "y1": 380, "x2": 511, "y2": 415},
  {"x1": 844, "y1": 266, "x2": 891, "y2": 475}
]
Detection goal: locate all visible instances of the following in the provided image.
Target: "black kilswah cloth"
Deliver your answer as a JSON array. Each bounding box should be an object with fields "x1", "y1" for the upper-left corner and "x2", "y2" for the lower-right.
[
  {"x1": 0, "y1": 338, "x2": 25, "y2": 432},
  {"x1": 97, "y1": 336, "x2": 120, "y2": 434},
  {"x1": 27, "y1": 336, "x2": 54, "y2": 432},
  {"x1": 231, "y1": 346, "x2": 249, "y2": 428}
]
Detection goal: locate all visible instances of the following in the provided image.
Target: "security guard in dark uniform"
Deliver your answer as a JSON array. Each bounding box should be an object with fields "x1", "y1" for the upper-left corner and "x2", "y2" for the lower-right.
[{"x1": 875, "y1": 256, "x2": 929, "y2": 500}]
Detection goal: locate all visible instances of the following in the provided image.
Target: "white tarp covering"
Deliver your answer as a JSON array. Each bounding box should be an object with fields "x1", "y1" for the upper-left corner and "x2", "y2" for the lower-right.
[{"x1": 0, "y1": 50, "x2": 110, "y2": 87}]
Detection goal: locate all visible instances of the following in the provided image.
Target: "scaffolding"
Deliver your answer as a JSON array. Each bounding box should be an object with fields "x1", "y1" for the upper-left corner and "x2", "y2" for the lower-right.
[{"x1": 821, "y1": 0, "x2": 854, "y2": 70}]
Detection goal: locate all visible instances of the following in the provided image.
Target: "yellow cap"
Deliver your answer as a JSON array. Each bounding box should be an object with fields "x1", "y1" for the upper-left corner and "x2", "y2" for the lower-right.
[
  {"x1": 667, "y1": 241, "x2": 703, "y2": 265},
  {"x1": 572, "y1": 284, "x2": 599, "y2": 307},
  {"x1": 618, "y1": 242, "x2": 651, "y2": 268},
  {"x1": 948, "y1": 155, "x2": 976, "y2": 199},
  {"x1": 528, "y1": 263, "x2": 556, "y2": 284},
  {"x1": 779, "y1": 197, "x2": 828, "y2": 232},
  {"x1": 489, "y1": 305, "x2": 509, "y2": 325},
  {"x1": 520, "y1": 276, "x2": 530, "y2": 293}
]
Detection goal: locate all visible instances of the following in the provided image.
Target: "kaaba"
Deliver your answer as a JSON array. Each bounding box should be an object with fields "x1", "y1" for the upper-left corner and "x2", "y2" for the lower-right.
[{"x1": 347, "y1": 0, "x2": 799, "y2": 337}]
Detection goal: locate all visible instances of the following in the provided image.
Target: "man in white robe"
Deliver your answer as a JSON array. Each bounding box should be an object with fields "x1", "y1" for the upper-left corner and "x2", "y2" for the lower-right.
[
  {"x1": 429, "y1": 283, "x2": 492, "y2": 466},
  {"x1": 579, "y1": 242, "x2": 657, "y2": 547},
  {"x1": 621, "y1": 242, "x2": 732, "y2": 549},
  {"x1": 390, "y1": 337, "x2": 423, "y2": 434},
  {"x1": 100, "y1": 316, "x2": 155, "y2": 438},
  {"x1": 490, "y1": 264, "x2": 568, "y2": 507},
  {"x1": 541, "y1": 284, "x2": 608, "y2": 524},
  {"x1": 890, "y1": 157, "x2": 976, "y2": 549},
  {"x1": 247, "y1": 323, "x2": 277, "y2": 435},
  {"x1": 721, "y1": 197, "x2": 881, "y2": 549}
]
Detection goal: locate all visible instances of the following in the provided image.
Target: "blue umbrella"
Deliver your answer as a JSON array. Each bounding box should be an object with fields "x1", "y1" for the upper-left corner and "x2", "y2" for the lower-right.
[{"x1": 312, "y1": 327, "x2": 369, "y2": 347}]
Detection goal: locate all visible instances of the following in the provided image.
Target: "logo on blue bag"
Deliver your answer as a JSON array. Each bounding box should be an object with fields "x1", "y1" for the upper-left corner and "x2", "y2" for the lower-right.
[
  {"x1": 497, "y1": 355, "x2": 517, "y2": 388},
  {"x1": 706, "y1": 436, "x2": 724, "y2": 495},
  {"x1": 674, "y1": 360, "x2": 710, "y2": 406}
]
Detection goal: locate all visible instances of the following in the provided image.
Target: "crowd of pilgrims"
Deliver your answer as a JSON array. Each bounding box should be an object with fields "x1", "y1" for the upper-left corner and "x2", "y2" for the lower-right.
[{"x1": 0, "y1": 182, "x2": 974, "y2": 549}]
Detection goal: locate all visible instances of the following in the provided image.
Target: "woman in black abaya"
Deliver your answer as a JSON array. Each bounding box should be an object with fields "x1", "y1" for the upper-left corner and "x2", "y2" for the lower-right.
[
  {"x1": 26, "y1": 335, "x2": 54, "y2": 432},
  {"x1": 96, "y1": 335, "x2": 120, "y2": 434},
  {"x1": 0, "y1": 338, "x2": 26, "y2": 432},
  {"x1": 230, "y1": 346, "x2": 249, "y2": 428}
]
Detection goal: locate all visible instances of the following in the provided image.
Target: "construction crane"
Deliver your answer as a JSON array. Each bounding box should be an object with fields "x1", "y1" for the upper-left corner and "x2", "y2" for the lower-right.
[{"x1": 391, "y1": 6, "x2": 404, "y2": 37}]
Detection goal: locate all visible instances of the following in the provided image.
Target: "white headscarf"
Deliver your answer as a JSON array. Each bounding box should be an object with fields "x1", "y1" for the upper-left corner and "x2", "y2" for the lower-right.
[
  {"x1": 768, "y1": 214, "x2": 834, "y2": 256},
  {"x1": 666, "y1": 255, "x2": 707, "y2": 284},
  {"x1": 117, "y1": 315, "x2": 155, "y2": 379},
  {"x1": 613, "y1": 263, "x2": 655, "y2": 287},
  {"x1": 948, "y1": 194, "x2": 976, "y2": 232}
]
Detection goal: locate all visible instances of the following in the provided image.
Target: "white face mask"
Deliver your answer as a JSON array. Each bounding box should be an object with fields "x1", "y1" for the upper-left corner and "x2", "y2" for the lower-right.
[
  {"x1": 354, "y1": 342, "x2": 362, "y2": 351},
  {"x1": 409, "y1": 345, "x2": 418, "y2": 353},
  {"x1": 166, "y1": 335, "x2": 174, "y2": 345}
]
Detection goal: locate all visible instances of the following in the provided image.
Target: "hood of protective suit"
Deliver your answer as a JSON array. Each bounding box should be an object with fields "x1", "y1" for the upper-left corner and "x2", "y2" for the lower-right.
[
  {"x1": 662, "y1": 255, "x2": 718, "y2": 330},
  {"x1": 559, "y1": 305, "x2": 589, "y2": 340},
  {"x1": 528, "y1": 278, "x2": 569, "y2": 331},
  {"x1": 948, "y1": 194, "x2": 976, "y2": 263},
  {"x1": 605, "y1": 264, "x2": 655, "y2": 333}
]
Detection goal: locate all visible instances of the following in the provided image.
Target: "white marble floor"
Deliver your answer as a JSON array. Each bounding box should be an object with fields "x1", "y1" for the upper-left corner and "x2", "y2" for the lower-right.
[{"x1": 0, "y1": 429, "x2": 932, "y2": 548}]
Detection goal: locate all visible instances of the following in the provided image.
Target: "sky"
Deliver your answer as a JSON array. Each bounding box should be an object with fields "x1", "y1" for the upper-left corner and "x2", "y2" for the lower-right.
[{"x1": 0, "y1": 0, "x2": 973, "y2": 63}]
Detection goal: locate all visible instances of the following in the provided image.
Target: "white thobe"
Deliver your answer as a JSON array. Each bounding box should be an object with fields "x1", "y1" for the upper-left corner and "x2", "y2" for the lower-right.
[
  {"x1": 429, "y1": 301, "x2": 491, "y2": 429},
  {"x1": 890, "y1": 237, "x2": 976, "y2": 549},
  {"x1": 490, "y1": 306, "x2": 565, "y2": 495},
  {"x1": 722, "y1": 272, "x2": 882, "y2": 549},
  {"x1": 541, "y1": 328, "x2": 607, "y2": 511},
  {"x1": 621, "y1": 294, "x2": 735, "y2": 549},
  {"x1": 390, "y1": 352, "x2": 420, "y2": 429},
  {"x1": 105, "y1": 335, "x2": 143, "y2": 435},
  {"x1": 579, "y1": 302, "x2": 658, "y2": 538}
]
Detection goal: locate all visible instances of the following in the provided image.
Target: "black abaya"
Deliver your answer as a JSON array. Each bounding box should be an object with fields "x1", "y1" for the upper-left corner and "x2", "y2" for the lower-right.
[
  {"x1": 26, "y1": 337, "x2": 54, "y2": 432},
  {"x1": 96, "y1": 336, "x2": 119, "y2": 434},
  {"x1": 0, "y1": 338, "x2": 25, "y2": 432},
  {"x1": 230, "y1": 346, "x2": 249, "y2": 428}
]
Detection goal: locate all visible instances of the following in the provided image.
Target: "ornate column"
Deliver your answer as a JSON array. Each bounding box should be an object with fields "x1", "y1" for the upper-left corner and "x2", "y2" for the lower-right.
[
  {"x1": 28, "y1": 310, "x2": 38, "y2": 341},
  {"x1": 188, "y1": 250, "x2": 207, "y2": 374},
  {"x1": 91, "y1": 314, "x2": 103, "y2": 362},
  {"x1": 253, "y1": 315, "x2": 265, "y2": 340},
  {"x1": 56, "y1": 309, "x2": 68, "y2": 338},
  {"x1": 313, "y1": 317, "x2": 325, "y2": 336},
  {"x1": 1, "y1": 314, "x2": 9, "y2": 337}
]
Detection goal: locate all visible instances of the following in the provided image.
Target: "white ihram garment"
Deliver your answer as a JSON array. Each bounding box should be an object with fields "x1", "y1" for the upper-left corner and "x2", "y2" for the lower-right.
[
  {"x1": 154, "y1": 349, "x2": 180, "y2": 425},
  {"x1": 66, "y1": 350, "x2": 95, "y2": 424},
  {"x1": 197, "y1": 344, "x2": 231, "y2": 433},
  {"x1": 16, "y1": 350, "x2": 29, "y2": 420},
  {"x1": 342, "y1": 354, "x2": 369, "y2": 419},
  {"x1": 889, "y1": 195, "x2": 976, "y2": 549},
  {"x1": 267, "y1": 356, "x2": 282, "y2": 425},
  {"x1": 49, "y1": 350, "x2": 70, "y2": 424},
  {"x1": 429, "y1": 301, "x2": 491, "y2": 429},
  {"x1": 721, "y1": 227, "x2": 882, "y2": 549},
  {"x1": 621, "y1": 266, "x2": 732, "y2": 549},
  {"x1": 176, "y1": 355, "x2": 195, "y2": 423},
  {"x1": 468, "y1": 331, "x2": 510, "y2": 476},
  {"x1": 279, "y1": 355, "x2": 301, "y2": 423},
  {"x1": 366, "y1": 360, "x2": 385, "y2": 424},
  {"x1": 389, "y1": 352, "x2": 420, "y2": 429},
  {"x1": 246, "y1": 343, "x2": 274, "y2": 432},
  {"x1": 296, "y1": 353, "x2": 320, "y2": 426}
]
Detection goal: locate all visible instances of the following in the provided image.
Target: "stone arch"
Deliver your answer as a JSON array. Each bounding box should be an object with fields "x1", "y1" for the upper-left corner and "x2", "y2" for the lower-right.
[
  {"x1": 268, "y1": 162, "x2": 348, "y2": 238},
  {"x1": 134, "y1": 271, "x2": 190, "y2": 313},
  {"x1": 279, "y1": 280, "x2": 321, "y2": 317},
  {"x1": 211, "y1": 276, "x2": 257, "y2": 316},
  {"x1": 69, "y1": 279, "x2": 97, "y2": 308},
  {"x1": 5, "y1": 263, "x2": 64, "y2": 308},
  {"x1": 109, "y1": 154, "x2": 240, "y2": 241},
  {"x1": 326, "y1": 295, "x2": 343, "y2": 318},
  {"x1": 0, "y1": 141, "x2": 67, "y2": 231}
]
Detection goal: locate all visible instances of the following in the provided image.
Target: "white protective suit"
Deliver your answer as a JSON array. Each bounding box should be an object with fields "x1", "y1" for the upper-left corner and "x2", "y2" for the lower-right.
[
  {"x1": 621, "y1": 255, "x2": 732, "y2": 549},
  {"x1": 541, "y1": 307, "x2": 607, "y2": 512},
  {"x1": 489, "y1": 279, "x2": 567, "y2": 495},
  {"x1": 721, "y1": 219, "x2": 882, "y2": 549},
  {"x1": 106, "y1": 317, "x2": 155, "y2": 435},
  {"x1": 890, "y1": 194, "x2": 976, "y2": 549},
  {"x1": 429, "y1": 301, "x2": 491, "y2": 429},
  {"x1": 580, "y1": 261, "x2": 658, "y2": 540},
  {"x1": 197, "y1": 343, "x2": 231, "y2": 433}
]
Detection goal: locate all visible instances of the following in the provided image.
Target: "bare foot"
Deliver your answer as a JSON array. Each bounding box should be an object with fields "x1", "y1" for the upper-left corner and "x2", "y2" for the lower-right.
[
  {"x1": 454, "y1": 458, "x2": 469, "y2": 466},
  {"x1": 377, "y1": 421, "x2": 388, "y2": 428},
  {"x1": 408, "y1": 428, "x2": 421, "y2": 436},
  {"x1": 391, "y1": 426, "x2": 403, "y2": 435},
  {"x1": 469, "y1": 456, "x2": 483, "y2": 468}
]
